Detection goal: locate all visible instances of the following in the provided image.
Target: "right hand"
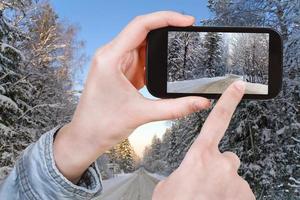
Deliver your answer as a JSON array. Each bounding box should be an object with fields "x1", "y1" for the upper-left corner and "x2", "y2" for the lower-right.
[{"x1": 153, "y1": 81, "x2": 256, "y2": 200}]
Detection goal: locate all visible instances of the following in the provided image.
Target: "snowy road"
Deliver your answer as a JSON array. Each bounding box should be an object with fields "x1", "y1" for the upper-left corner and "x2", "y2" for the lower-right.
[
  {"x1": 167, "y1": 74, "x2": 268, "y2": 94},
  {"x1": 95, "y1": 169, "x2": 160, "y2": 200}
]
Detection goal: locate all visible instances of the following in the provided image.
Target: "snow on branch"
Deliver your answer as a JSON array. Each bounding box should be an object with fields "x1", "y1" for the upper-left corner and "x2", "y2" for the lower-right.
[
  {"x1": 0, "y1": 42, "x2": 26, "y2": 61},
  {"x1": 291, "y1": 137, "x2": 300, "y2": 143},
  {"x1": 17, "y1": 103, "x2": 64, "y2": 121}
]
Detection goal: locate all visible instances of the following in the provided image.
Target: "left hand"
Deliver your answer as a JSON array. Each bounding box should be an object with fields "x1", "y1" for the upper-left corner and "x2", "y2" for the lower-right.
[{"x1": 53, "y1": 11, "x2": 211, "y2": 183}]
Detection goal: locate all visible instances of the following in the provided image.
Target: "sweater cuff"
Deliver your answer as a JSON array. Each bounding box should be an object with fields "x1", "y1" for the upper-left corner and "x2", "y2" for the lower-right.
[
  {"x1": 44, "y1": 127, "x2": 103, "y2": 198},
  {"x1": 18, "y1": 126, "x2": 103, "y2": 200}
]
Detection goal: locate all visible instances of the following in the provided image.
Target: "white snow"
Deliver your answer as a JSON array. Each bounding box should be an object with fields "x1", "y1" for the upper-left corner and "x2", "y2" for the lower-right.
[
  {"x1": 291, "y1": 137, "x2": 300, "y2": 143},
  {"x1": 276, "y1": 127, "x2": 286, "y2": 136},
  {"x1": 167, "y1": 74, "x2": 268, "y2": 94},
  {"x1": 0, "y1": 42, "x2": 25, "y2": 61},
  {"x1": 167, "y1": 74, "x2": 235, "y2": 93},
  {"x1": 0, "y1": 85, "x2": 5, "y2": 94},
  {"x1": 0, "y1": 94, "x2": 19, "y2": 112}
]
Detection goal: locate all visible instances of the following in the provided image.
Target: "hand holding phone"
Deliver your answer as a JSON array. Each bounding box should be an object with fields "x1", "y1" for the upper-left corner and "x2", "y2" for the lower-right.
[{"x1": 146, "y1": 26, "x2": 282, "y2": 99}]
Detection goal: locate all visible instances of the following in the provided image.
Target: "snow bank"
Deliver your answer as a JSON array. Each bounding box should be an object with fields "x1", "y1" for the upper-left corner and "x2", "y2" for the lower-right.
[{"x1": 145, "y1": 171, "x2": 166, "y2": 181}]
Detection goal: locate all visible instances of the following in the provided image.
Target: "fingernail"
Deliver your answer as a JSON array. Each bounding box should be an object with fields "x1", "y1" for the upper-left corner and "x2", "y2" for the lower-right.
[{"x1": 234, "y1": 80, "x2": 245, "y2": 92}]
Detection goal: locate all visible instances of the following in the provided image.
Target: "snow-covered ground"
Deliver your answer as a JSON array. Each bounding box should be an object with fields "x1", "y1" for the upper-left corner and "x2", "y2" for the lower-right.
[
  {"x1": 94, "y1": 168, "x2": 160, "y2": 200},
  {"x1": 167, "y1": 74, "x2": 268, "y2": 94}
]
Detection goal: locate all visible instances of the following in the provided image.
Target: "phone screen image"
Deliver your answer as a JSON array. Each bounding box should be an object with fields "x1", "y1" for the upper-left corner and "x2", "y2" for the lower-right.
[{"x1": 167, "y1": 31, "x2": 269, "y2": 94}]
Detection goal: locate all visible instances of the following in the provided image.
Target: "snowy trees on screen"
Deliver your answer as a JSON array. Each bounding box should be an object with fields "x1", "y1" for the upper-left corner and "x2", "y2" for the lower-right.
[
  {"x1": 167, "y1": 30, "x2": 268, "y2": 83},
  {"x1": 202, "y1": 32, "x2": 224, "y2": 77},
  {"x1": 230, "y1": 33, "x2": 268, "y2": 84},
  {"x1": 0, "y1": 1, "x2": 84, "y2": 179},
  {"x1": 168, "y1": 31, "x2": 225, "y2": 81},
  {"x1": 167, "y1": 32, "x2": 203, "y2": 81}
]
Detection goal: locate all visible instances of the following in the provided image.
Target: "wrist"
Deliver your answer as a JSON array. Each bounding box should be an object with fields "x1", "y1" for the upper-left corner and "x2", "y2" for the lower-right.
[{"x1": 53, "y1": 123, "x2": 108, "y2": 183}]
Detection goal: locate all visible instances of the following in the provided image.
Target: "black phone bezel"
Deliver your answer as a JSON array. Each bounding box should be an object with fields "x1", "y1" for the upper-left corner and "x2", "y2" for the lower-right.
[{"x1": 146, "y1": 26, "x2": 282, "y2": 99}]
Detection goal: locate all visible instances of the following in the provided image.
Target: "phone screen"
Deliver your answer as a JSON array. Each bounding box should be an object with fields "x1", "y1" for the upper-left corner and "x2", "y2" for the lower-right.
[{"x1": 167, "y1": 31, "x2": 269, "y2": 94}]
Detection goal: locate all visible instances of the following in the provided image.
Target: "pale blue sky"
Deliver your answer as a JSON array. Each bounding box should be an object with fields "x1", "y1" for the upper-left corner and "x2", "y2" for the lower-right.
[{"x1": 50, "y1": 0, "x2": 211, "y2": 156}]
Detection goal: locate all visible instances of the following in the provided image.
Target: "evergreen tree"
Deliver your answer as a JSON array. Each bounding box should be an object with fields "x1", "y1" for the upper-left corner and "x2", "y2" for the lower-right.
[
  {"x1": 202, "y1": 32, "x2": 224, "y2": 77},
  {"x1": 0, "y1": 1, "x2": 85, "y2": 179},
  {"x1": 0, "y1": 0, "x2": 36, "y2": 179},
  {"x1": 167, "y1": 32, "x2": 204, "y2": 81},
  {"x1": 109, "y1": 139, "x2": 137, "y2": 173}
]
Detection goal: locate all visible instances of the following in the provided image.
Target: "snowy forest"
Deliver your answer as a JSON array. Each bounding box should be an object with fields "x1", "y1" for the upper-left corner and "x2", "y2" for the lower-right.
[
  {"x1": 145, "y1": 0, "x2": 300, "y2": 199},
  {"x1": 0, "y1": 0, "x2": 138, "y2": 180},
  {"x1": 167, "y1": 31, "x2": 269, "y2": 94}
]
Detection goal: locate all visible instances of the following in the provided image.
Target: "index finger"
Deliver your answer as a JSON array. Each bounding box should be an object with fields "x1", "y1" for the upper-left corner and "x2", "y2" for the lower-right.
[
  {"x1": 113, "y1": 11, "x2": 195, "y2": 52},
  {"x1": 197, "y1": 81, "x2": 245, "y2": 149}
]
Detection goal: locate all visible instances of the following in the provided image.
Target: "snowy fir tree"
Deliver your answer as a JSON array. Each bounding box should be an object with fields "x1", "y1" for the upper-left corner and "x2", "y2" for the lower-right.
[
  {"x1": 202, "y1": 32, "x2": 224, "y2": 77},
  {"x1": 96, "y1": 138, "x2": 139, "y2": 178},
  {"x1": 145, "y1": 0, "x2": 299, "y2": 199},
  {"x1": 0, "y1": 0, "x2": 85, "y2": 179},
  {"x1": 230, "y1": 33, "x2": 268, "y2": 84},
  {"x1": 115, "y1": 139, "x2": 137, "y2": 173},
  {"x1": 167, "y1": 32, "x2": 204, "y2": 81}
]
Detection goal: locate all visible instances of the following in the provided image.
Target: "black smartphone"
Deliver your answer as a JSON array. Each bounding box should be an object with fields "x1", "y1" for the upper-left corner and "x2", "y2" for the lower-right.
[{"x1": 146, "y1": 26, "x2": 282, "y2": 99}]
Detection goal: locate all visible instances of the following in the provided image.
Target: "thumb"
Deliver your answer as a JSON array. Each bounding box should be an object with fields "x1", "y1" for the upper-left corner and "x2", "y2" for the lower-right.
[{"x1": 143, "y1": 97, "x2": 211, "y2": 122}]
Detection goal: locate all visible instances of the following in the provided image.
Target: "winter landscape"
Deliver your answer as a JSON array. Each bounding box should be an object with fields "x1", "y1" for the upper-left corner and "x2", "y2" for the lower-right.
[
  {"x1": 1, "y1": 0, "x2": 299, "y2": 200},
  {"x1": 167, "y1": 31, "x2": 269, "y2": 94}
]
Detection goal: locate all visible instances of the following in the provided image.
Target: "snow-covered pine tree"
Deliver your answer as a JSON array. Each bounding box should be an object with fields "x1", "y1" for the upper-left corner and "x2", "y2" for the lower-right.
[
  {"x1": 110, "y1": 139, "x2": 137, "y2": 173},
  {"x1": 229, "y1": 33, "x2": 268, "y2": 84},
  {"x1": 167, "y1": 32, "x2": 203, "y2": 81},
  {"x1": 143, "y1": 136, "x2": 165, "y2": 173},
  {"x1": 0, "y1": 1, "x2": 85, "y2": 180},
  {"x1": 0, "y1": 0, "x2": 36, "y2": 179},
  {"x1": 202, "y1": 32, "x2": 224, "y2": 77}
]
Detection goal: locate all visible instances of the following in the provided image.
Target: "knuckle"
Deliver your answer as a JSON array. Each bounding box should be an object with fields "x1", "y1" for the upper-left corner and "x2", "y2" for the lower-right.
[
  {"x1": 222, "y1": 151, "x2": 241, "y2": 170},
  {"x1": 133, "y1": 15, "x2": 144, "y2": 23},
  {"x1": 170, "y1": 110, "x2": 183, "y2": 119},
  {"x1": 224, "y1": 151, "x2": 240, "y2": 161},
  {"x1": 190, "y1": 100, "x2": 200, "y2": 113},
  {"x1": 215, "y1": 105, "x2": 230, "y2": 119},
  {"x1": 229, "y1": 84, "x2": 243, "y2": 100},
  {"x1": 222, "y1": 158, "x2": 234, "y2": 171},
  {"x1": 94, "y1": 42, "x2": 119, "y2": 66}
]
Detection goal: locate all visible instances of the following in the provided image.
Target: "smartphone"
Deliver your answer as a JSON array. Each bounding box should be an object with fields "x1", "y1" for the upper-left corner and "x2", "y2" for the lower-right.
[{"x1": 146, "y1": 26, "x2": 282, "y2": 99}]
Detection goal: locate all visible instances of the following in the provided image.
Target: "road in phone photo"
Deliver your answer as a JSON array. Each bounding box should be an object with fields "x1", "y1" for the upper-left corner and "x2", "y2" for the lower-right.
[
  {"x1": 167, "y1": 74, "x2": 268, "y2": 94},
  {"x1": 95, "y1": 168, "x2": 161, "y2": 200}
]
